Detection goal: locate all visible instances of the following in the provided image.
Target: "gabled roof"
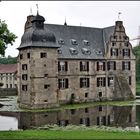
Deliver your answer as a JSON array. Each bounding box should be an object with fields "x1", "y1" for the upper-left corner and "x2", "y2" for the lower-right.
[
  {"x1": 0, "y1": 64, "x2": 17, "y2": 74},
  {"x1": 45, "y1": 24, "x2": 115, "y2": 59}
]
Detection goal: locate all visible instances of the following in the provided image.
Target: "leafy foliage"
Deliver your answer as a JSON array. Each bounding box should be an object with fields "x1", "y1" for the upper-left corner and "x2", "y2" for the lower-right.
[
  {"x1": 132, "y1": 45, "x2": 140, "y2": 83},
  {"x1": 0, "y1": 57, "x2": 17, "y2": 64},
  {"x1": 0, "y1": 20, "x2": 17, "y2": 56}
]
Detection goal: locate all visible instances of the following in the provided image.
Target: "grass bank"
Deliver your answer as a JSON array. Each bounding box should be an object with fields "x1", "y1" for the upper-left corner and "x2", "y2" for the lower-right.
[
  {"x1": 22, "y1": 100, "x2": 134, "y2": 113},
  {"x1": 0, "y1": 129, "x2": 140, "y2": 139}
]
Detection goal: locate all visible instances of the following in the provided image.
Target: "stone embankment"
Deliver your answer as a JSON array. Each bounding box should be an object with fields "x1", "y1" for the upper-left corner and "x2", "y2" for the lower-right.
[{"x1": 0, "y1": 88, "x2": 17, "y2": 96}]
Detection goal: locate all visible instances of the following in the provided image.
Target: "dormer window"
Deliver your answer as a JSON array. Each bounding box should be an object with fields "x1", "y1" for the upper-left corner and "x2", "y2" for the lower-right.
[
  {"x1": 58, "y1": 39, "x2": 64, "y2": 45},
  {"x1": 96, "y1": 49, "x2": 102, "y2": 55},
  {"x1": 83, "y1": 40, "x2": 90, "y2": 46},
  {"x1": 71, "y1": 39, "x2": 78, "y2": 45},
  {"x1": 82, "y1": 48, "x2": 91, "y2": 55},
  {"x1": 69, "y1": 48, "x2": 78, "y2": 55},
  {"x1": 57, "y1": 49, "x2": 62, "y2": 54}
]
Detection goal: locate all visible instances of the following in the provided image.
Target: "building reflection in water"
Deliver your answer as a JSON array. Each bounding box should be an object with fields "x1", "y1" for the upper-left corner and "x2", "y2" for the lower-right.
[{"x1": 18, "y1": 105, "x2": 136, "y2": 130}]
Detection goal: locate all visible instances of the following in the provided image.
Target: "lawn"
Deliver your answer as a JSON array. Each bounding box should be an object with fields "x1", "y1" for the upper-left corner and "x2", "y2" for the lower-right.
[{"x1": 0, "y1": 130, "x2": 140, "y2": 139}]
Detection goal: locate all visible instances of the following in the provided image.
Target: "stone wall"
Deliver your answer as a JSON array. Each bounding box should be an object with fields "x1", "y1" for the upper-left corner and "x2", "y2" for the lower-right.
[{"x1": 0, "y1": 88, "x2": 17, "y2": 96}]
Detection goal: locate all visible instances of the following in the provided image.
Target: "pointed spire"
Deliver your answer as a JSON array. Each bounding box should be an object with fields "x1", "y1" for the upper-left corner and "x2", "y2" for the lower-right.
[
  {"x1": 36, "y1": 4, "x2": 39, "y2": 15},
  {"x1": 64, "y1": 17, "x2": 67, "y2": 26}
]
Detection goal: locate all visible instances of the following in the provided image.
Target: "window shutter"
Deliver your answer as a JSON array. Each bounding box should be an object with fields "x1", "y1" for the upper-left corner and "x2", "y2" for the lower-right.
[
  {"x1": 97, "y1": 78, "x2": 99, "y2": 87},
  {"x1": 129, "y1": 76, "x2": 131, "y2": 85},
  {"x1": 58, "y1": 62, "x2": 60, "y2": 71},
  {"x1": 108, "y1": 77, "x2": 110, "y2": 87},
  {"x1": 103, "y1": 77, "x2": 106, "y2": 87},
  {"x1": 128, "y1": 62, "x2": 131, "y2": 70},
  {"x1": 87, "y1": 78, "x2": 90, "y2": 87},
  {"x1": 65, "y1": 79, "x2": 69, "y2": 88},
  {"x1": 123, "y1": 49, "x2": 125, "y2": 56},
  {"x1": 97, "y1": 62, "x2": 99, "y2": 71},
  {"x1": 80, "y1": 78, "x2": 83, "y2": 88},
  {"x1": 103, "y1": 62, "x2": 106, "y2": 71},
  {"x1": 65, "y1": 62, "x2": 68, "y2": 71},
  {"x1": 128, "y1": 49, "x2": 130, "y2": 56},
  {"x1": 122, "y1": 61, "x2": 124, "y2": 70},
  {"x1": 110, "y1": 48, "x2": 113, "y2": 56},
  {"x1": 107, "y1": 62, "x2": 110, "y2": 70},
  {"x1": 116, "y1": 49, "x2": 118, "y2": 56},
  {"x1": 87, "y1": 62, "x2": 89, "y2": 71},
  {"x1": 114, "y1": 62, "x2": 116, "y2": 70},
  {"x1": 80, "y1": 62, "x2": 82, "y2": 71},
  {"x1": 58, "y1": 79, "x2": 61, "y2": 89}
]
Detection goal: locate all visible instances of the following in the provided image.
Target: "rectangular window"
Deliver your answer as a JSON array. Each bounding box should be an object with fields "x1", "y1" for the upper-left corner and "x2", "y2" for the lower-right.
[
  {"x1": 123, "y1": 49, "x2": 130, "y2": 57},
  {"x1": 107, "y1": 61, "x2": 116, "y2": 70},
  {"x1": 108, "y1": 115, "x2": 110, "y2": 125},
  {"x1": 112, "y1": 42, "x2": 116, "y2": 46},
  {"x1": 85, "y1": 93, "x2": 88, "y2": 98},
  {"x1": 129, "y1": 76, "x2": 131, "y2": 85},
  {"x1": 85, "y1": 108, "x2": 88, "y2": 113},
  {"x1": 99, "y1": 92, "x2": 102, "y2": 97},
  {"x1": 97, "y1": 77, "x2": 106, "y2": 87},
  {"x1": 108, "y1": 77, "x2": 114, "y2": 87},
  {"x1": 44, "y1": 84, "x2": 50, "y2": 89},
  {"x1": 80, "y1": 78, "x2": 90, "y2": 88},
  {"x1": 27, "y1": 53, "x2": 30, "y2": 58},
  {"x1": 97, "y1": 117, "x2": 100, "y2": 125},
  {"x1": 22, "y1": 64, "x2": 28, "y2": 70},
  {"x1": 20, "y1": 54, "x2": 23, "y2": 59},
  {"x1": 128, "y1": 114, "x2": 132, "y2": 123},
  {"x1": 58, "y1": 78, "x2": 69, "y2": 89},
  {"x1": 40, "y1": 52, "x2": 47, "y2": 58},
  {"x1": 110, "y1": 48, "x2": 118, "y2": 56},
  {"x1": 22, "y1": 85, "x2": 28, "y2": 91},
  {"x1": 122, "y1": 61, "x2": 131, "y2": 70},
  {"x1": 99, "y1": 106, "x2": 102, "y2": 111},
  {"x1": 97, "y1": 62, "x2": 105, "y2": 71},
  {"x1": 22, "y1": 74, "x2": 28, "y2": 80},
  {"x1": 80, "y1": 61, "x2": 89, "y2": 71},
  {"x1": 10, "y1": 84, "x2": 12, "y2": 88},
  {"x1": 125, "y1": 42, "x2": 129, "y2": 47},
  {"x1": 58, "y1": 61, "x2": 68, "y2": 72}
]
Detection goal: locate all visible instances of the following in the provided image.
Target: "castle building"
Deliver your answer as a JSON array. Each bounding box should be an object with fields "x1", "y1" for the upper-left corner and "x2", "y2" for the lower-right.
[
  {"x1": 0, "y1": 64, "x2": 17, "y2": 89},
  {"x1": 17, "y1": 13, "x2": 136, "y2": 109}
]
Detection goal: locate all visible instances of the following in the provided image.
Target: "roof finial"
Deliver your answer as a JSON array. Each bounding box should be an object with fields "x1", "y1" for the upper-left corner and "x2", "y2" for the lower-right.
[
  {"x1": 64, "y1": 16, "x2": 67, "y2": 26},
  {"x1": 118, "y1": 12, "x2": 122, "y2": 21},
  {"x1": 36, "y1": 4, "x2": 39, "y2": 15}
]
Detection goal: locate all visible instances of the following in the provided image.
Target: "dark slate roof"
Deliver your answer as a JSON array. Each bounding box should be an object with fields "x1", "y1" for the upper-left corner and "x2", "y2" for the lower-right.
[
  {"x1": 45, "y1": 24, "x2": 115, "y2": 59},
  {"x1": 19, "y1": 27, "x2": 59, "y2": 49}
]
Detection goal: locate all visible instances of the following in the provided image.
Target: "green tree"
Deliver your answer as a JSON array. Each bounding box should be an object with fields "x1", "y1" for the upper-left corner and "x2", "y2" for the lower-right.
[
  {"x1": 133, "y1": 45, "x2": 140, "y2": 83},
  {"x1": 0, "y1": 20, "x2": 17, "y2": 56}
]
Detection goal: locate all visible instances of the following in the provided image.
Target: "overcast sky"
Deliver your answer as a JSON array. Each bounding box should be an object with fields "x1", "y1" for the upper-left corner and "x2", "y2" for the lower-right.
[{"x1": 0, "y1": 1, "x2": 140, "y2": 57}]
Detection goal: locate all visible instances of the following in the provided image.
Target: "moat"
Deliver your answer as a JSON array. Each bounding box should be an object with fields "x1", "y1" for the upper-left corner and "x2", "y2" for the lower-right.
[{"x1": 0, "y1": 96, "x2": 140, "y2": 131}]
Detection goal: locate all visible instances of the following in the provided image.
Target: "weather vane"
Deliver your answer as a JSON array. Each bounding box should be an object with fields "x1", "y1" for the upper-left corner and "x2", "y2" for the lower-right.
[
  {"x1": 118, "y1": 12, "x2": 122, "y2": 21},
  {"x1": 36, "y1": 4, "x2": 39, "y2": 15}
]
